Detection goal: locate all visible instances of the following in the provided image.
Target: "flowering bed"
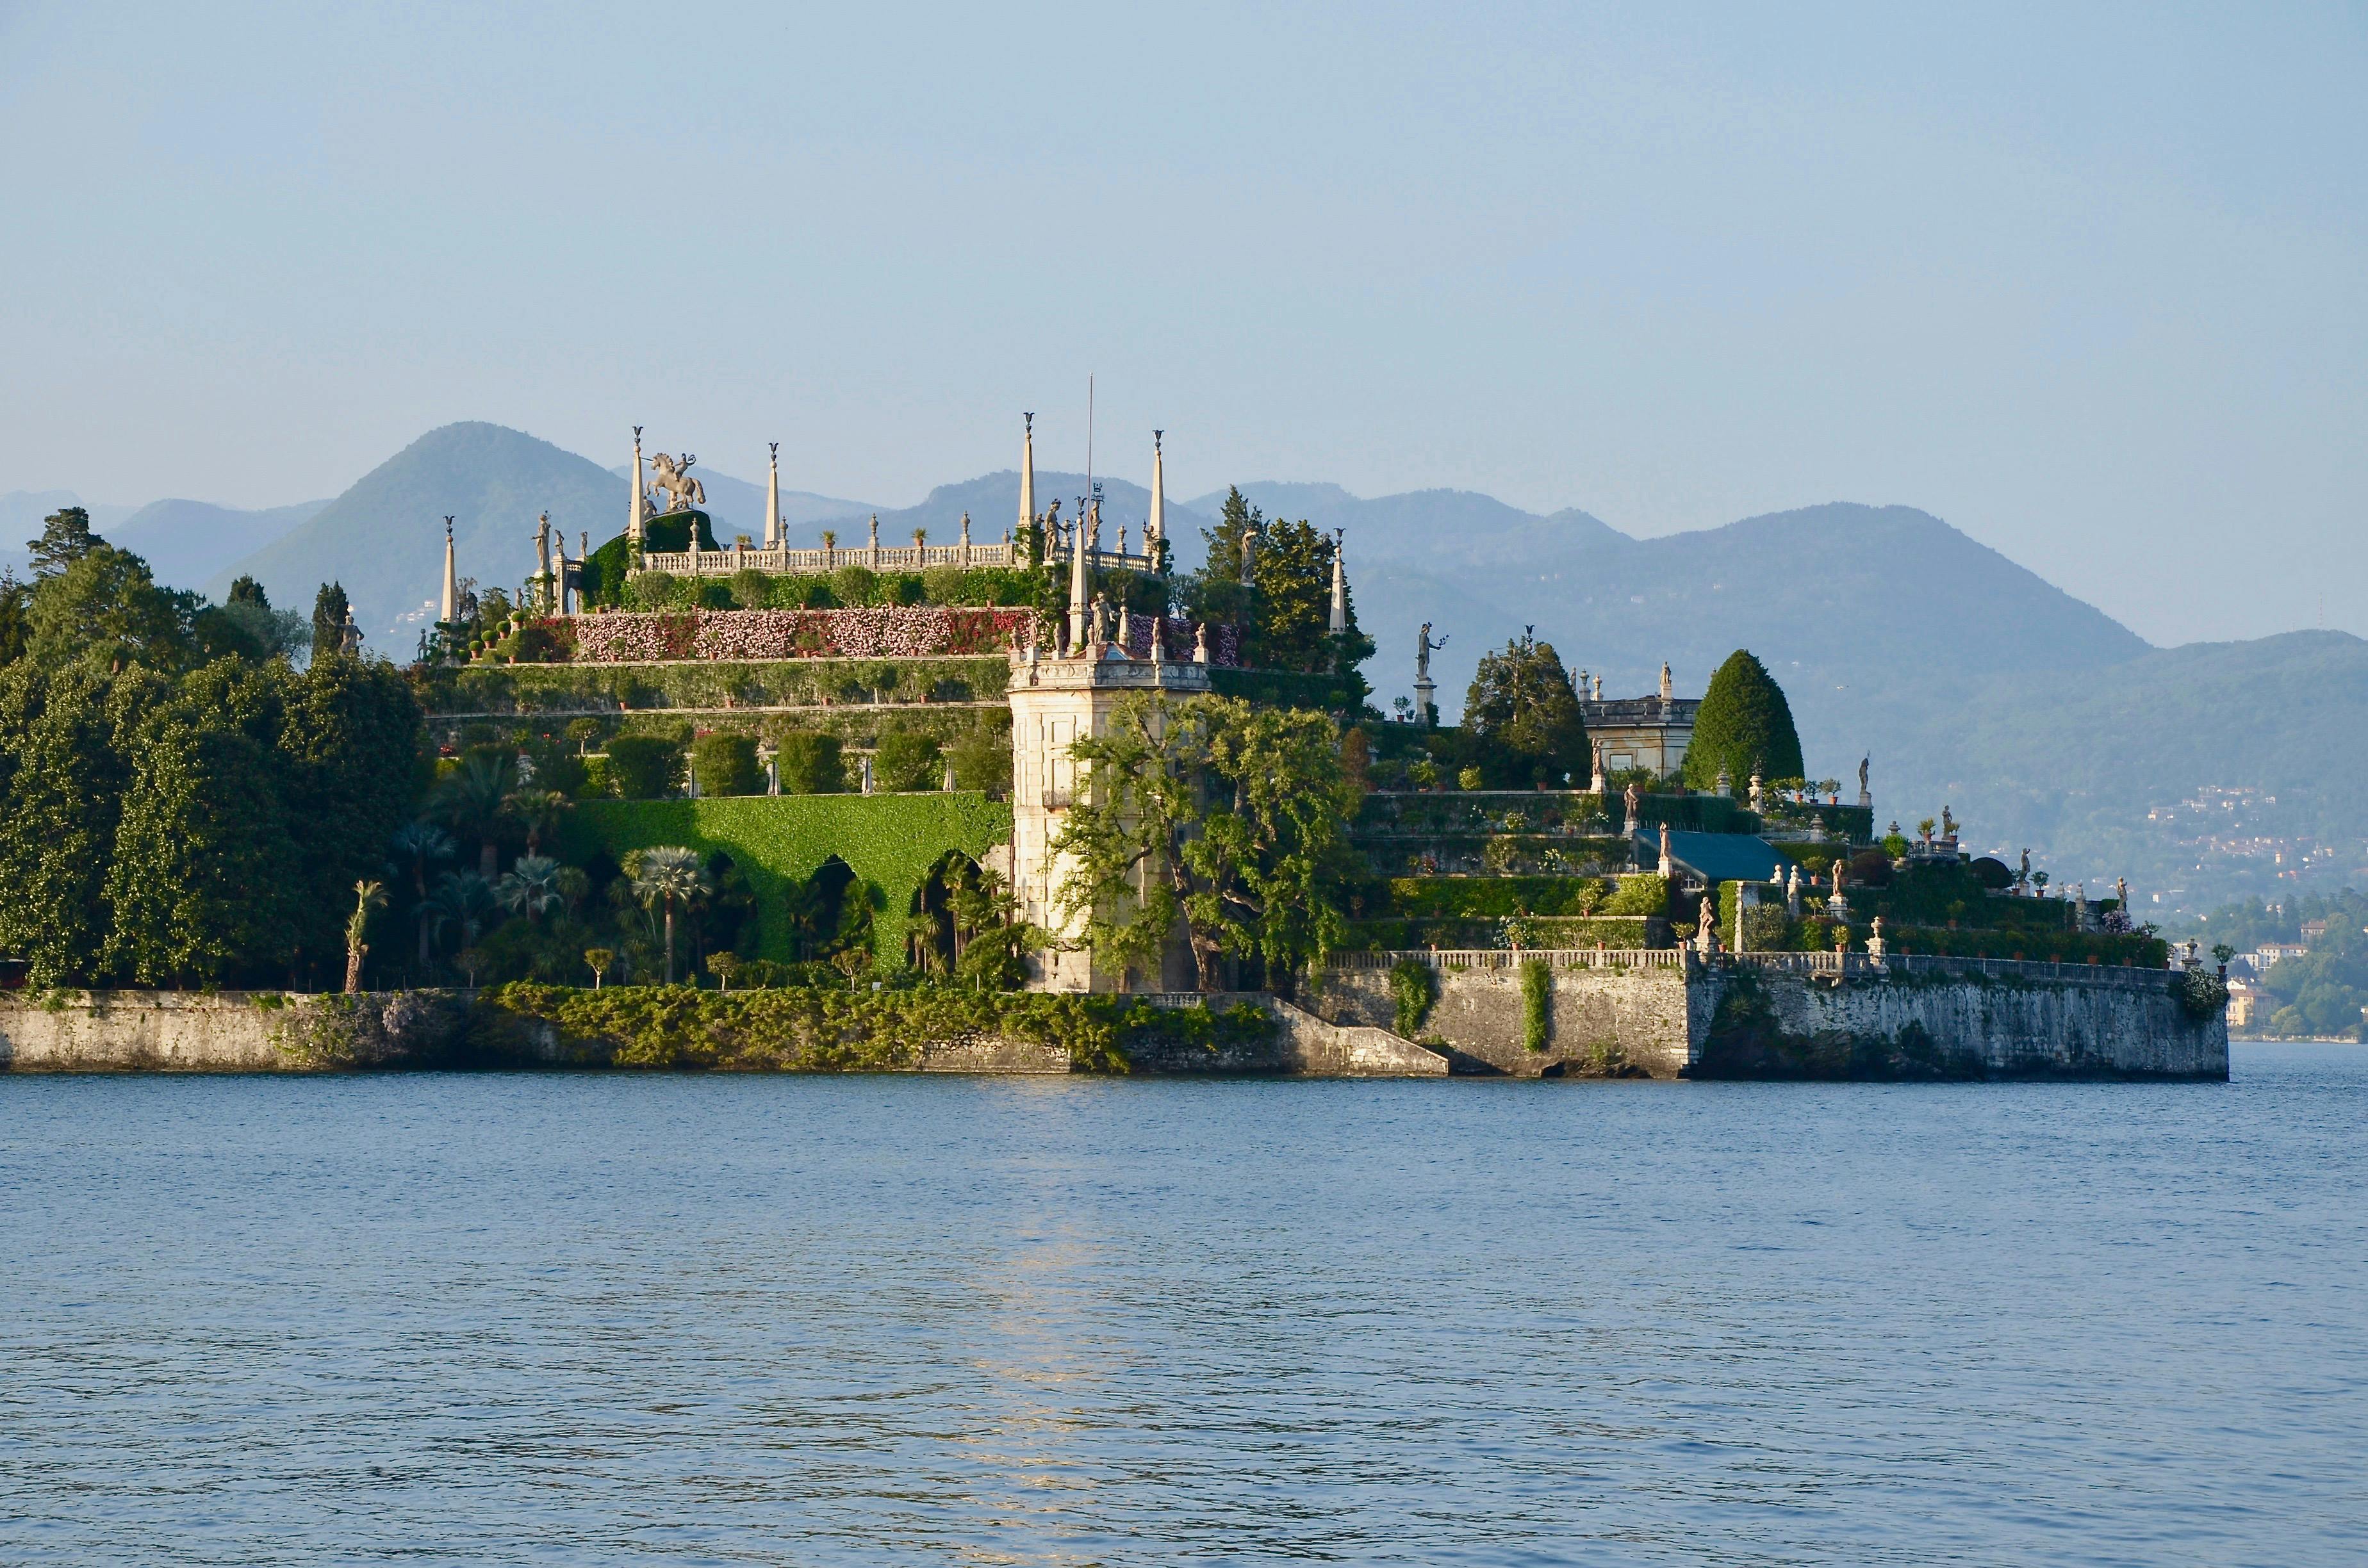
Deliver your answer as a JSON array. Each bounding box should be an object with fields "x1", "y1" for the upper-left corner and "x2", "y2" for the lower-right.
[{"x1": 567, "y1": 607, "x2": 1044, "y2": 664}]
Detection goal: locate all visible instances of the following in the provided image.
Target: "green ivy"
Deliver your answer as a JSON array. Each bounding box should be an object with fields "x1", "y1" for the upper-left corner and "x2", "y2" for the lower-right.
[
  {"x1": 469, "y1": 981, "x2": 1272, "y2": 1073},
  {"x1": 1388, "y1": 959, "x2": 1436, "y2": 1037},
  {"x1": 1520, "y1": 958, "x2": 1551, "y2": 1050},
  {"x1": 415, "y1": 657, "x2": 1012, "y2": 719}
]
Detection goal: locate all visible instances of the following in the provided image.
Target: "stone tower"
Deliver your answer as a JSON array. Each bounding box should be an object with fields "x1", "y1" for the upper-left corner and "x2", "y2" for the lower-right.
[{"x1": 1007, "y1": 615, "x2": 1211, "y2": 992}]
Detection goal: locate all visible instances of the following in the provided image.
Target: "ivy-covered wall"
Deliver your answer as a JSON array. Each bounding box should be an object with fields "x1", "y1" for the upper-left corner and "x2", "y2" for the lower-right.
[{"x1": 555, "y1": 794, "x2": 1012, "y2": 969}]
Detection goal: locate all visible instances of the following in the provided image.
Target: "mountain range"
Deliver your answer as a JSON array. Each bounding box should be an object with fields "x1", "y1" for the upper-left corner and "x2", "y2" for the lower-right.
[{"x1": 15, "y1": 420, "x2": 2356, "y2": 915}]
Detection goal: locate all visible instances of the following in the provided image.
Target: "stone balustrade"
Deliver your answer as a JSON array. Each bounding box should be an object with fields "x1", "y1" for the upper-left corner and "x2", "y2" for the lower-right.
[{"x1": 634, "y1": 538, "x2": 1158, "y2": 579}]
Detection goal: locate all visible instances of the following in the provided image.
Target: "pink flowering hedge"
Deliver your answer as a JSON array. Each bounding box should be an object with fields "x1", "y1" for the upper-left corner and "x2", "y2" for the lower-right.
[{"x1": 568, "y1": 607, "x2": 1043, "y2": 664}]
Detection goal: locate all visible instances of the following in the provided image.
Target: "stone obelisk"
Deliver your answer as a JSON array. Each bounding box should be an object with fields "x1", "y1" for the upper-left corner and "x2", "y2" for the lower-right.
[
  {"x1": 764, "y1": 441, "x2": 782, "y2": 550},
  {"x1": 438, "y1": 516, "x2": 459, "y2": 626},
  {"x1": 1019, "y1": 412, "x2": 1036, "y2": 538},
  {"x1": 1147, "y1": 429, "x2": 1165, "y2": 557},
  {"x1": 1328, "y1": 528, "x2": 1347, "y2": 635}
]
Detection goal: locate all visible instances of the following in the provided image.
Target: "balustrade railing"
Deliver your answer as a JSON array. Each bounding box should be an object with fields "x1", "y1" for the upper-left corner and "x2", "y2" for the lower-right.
[
  {"x1": 1323, "y1": 947, "x2": 2170, "y2": 986},
  {"x1": 634, "y1": 537, "x2": 1157, "y2": 578}
]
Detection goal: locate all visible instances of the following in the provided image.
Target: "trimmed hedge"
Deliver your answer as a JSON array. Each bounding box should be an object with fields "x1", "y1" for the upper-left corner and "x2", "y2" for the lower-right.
[
  {"x1": 557, "y1": 794, "x2": 1012, "y2": 970},
  {"x1": 1208, "y1": 667, "x2": 1365, "y2": 713}
]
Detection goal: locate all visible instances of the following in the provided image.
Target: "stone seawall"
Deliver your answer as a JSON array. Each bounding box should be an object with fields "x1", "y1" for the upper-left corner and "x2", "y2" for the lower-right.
[
  {"x1": 0, "y1": 991, "x2": 470, "y2": 1072},
  {"x1": 1313, "y1": 955, "x2": 2228, "y2": 1080},
  {"x1": 1313, "y1": 965, "x2": 1691, "y2": 1077}
]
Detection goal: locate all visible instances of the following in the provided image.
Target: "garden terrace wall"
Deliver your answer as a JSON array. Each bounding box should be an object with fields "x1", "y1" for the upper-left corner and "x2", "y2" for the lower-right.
[
  {"x1": 1341, "y1": 915, "x2": 1666, "y2": 951},
  {"x1": 560, "y1": 607, "x2": 1040, "y2": 663},
  {"x1": 555, "y1": 794, "x2": 1012, "y2": 970}
]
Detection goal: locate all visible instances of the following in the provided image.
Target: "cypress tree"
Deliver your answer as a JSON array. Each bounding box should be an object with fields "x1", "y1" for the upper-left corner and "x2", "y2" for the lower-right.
[
  {"x1": 1682, "y1": 648, "x2": 1804, "y2": 790},
  {"x1": 311, "y1": 582, "x2": 350, "y2": 661}
]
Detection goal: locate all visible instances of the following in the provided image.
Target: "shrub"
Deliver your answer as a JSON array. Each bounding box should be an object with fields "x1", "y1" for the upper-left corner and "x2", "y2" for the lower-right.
[
  {"x1": 775, "y1": 732, "x2": 846, "y2": 794},
  {"x1": 628, "y1": 570, "x2": 681, "y2": 610},
  {"x1": 946, "y1": 724, "x2": 1011, "y2": 796},
  {"x1": 1682, "y1": 649, "x2": 1804, "y2": 790},
  {"x1": 1848, "y1": 849, "x2": 1894, "y2": 888},
  {"x1": 1388, "y1": 960, "x2": 1437, "y2": 1038},
  {"x1": 1602, "y1": 874, "x2": 1668, "y2": 917},
  {"x1": 874, "y1": 730, "x2": 943, "y2": 792},
  {"x1": 730, "y1": 568, "x2": 769, "y2": 609},
  {"x1": 692, "y1": 732, "x2": 762, "y2": 797},
  {"x1": 830, "y1": 564, "x2": 879, "y2": 607},
  {"x1": 604, "y1": 735, "x2": 684, "y2": 799},
  {"x1": 921, "y1": 564, "x2": 967, "y2": 604}
]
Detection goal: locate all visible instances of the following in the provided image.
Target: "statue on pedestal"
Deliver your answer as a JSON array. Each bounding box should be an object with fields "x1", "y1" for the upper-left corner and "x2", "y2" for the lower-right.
[
  {"x1": 1590, "y1": 740, "x2": 1607, "y2": 797},
  {"x1": 1857, "y1": 755, "x2": 1871, "y2": 810},
  {"x1": 648, "y1": 452, "x2": 705, "y2": 512},
  {"x1": 1657, "y1": 822, "x2": 1673, "y2": 878},
  {"x1": 1624, "y1": 780, "x2": 1641, "y2": 835}
]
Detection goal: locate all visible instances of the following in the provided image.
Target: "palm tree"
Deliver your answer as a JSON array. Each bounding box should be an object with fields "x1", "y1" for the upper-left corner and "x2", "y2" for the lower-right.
[
  {"x1": 584, "y1": 947, "x2": 615, "y2": 990},
  {"x1": 433, "y1": 753, "x2": 518, "y2": 878},
  {"x1": 345, "y1": 880, "x2": 387, "y2": 994},
  {"x1": 427, "y1": 870, "x2": 497, "y2": 965},
  {"x1": 390, "y1": 822, "x2": 456, "y2": 967},
  {"x1": 629, "y1": 845, "x2": 711, "y2": 984},
  {"x1": 503, "y1": 788, "x2": 573, "y2": 856},
  {"x1": 497, "y1": 854, "x2": 563, "y2": 923}
]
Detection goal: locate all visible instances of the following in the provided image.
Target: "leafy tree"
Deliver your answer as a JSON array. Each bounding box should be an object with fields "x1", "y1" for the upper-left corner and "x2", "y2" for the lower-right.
[
  {"x1": 27, "y1": 506, "x2": 103, "y2": 578},
  {"x1": 279, "y1": 656, "x2": 425, "y2": 970},
  {"x1": 629, "y1": 845, "x2": 711, "y2": 984},
  {"x1": 1056, "y1": 694, "x2": 1355, "y2": 991},
  {"x1": 0, "y1": 570, "x2": 28, "y2": 666},
  {"x1": 102, "y1": 662, "x2": 301, "y2": 986},
  {"x1": 1682, "y1": 648, "x2": 1804, "y2": 792},
  {"x1": 0, "y1": 663, "x2": 150, "y2": 984},
  {"x1": 311, "y1": 582, "x2": 350, "y2": 661},
  {"x1": 25, "y1": 545, "x2": 194, "y2": 671},
  {"x1": 228, "y1": 575, "x2": 270, "y2": 608},
  {"x1": 1462, "y1": 633, "x2": 1589, "y2": 787},
  {"x1": 584, "y1": 946, "x2": 615, "y2": 989},
  {"x1": 432, "y1": 751, "x2": 518, "y2": 876}
]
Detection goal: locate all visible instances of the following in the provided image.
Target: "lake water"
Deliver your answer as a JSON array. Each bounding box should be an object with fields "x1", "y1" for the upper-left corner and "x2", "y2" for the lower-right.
[{"x1": 2, "y1": 1046, "x2": 2363, "y2": 1565}]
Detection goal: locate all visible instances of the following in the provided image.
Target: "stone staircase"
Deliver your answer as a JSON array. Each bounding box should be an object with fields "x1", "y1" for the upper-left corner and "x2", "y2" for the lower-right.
[{"x1": 1262, "y1": 997, "x2": 1449, "y2": 1076}]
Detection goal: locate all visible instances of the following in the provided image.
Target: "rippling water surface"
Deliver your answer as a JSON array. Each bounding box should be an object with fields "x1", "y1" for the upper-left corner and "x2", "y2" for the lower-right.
[{"x1": 3, "y1": 1047, "x2": 2364, "y2": 1565}]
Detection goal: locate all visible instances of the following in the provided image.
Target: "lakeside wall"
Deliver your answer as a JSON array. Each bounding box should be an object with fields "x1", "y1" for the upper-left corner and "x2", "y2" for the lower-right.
[
  {"x1": 0, "y1": 959, "x2": 2226, "y2": 1081},
  {"x1": 1311, "y1": 953, "x2": 2229, "y2": 1080}
]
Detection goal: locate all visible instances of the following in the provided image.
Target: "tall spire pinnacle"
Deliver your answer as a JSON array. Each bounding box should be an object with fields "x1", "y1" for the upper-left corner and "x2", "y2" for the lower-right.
[
  {"x1": 629, "y1": 425, "x2": 647, "y2": 553},
  {"x1": 1147, "y1": 429, "x2": 1165, "y2": 552},
  {"x1": 438, "y1": 516, "x2": 459, "y2": 626},
  {"x1": 1067, "y1": 493, "x2": 1094, "y2": 649},
  {"x1": 1019, "y1": 412, "x2": 1035, "y2": 535},
  {"x1": 1328, "y1": 527, "x2": 1347, "y2": 635},
  {"x1": 764, "y1": 441, "x2": 782, "y2": 550}
]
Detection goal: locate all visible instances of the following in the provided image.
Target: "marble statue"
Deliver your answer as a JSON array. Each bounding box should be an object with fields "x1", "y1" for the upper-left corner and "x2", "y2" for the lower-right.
[
  {"x1": 1194, "y1": 622, "x2": 1210, "y2": 664},
  {"x1": 1624, "y1": 781, "x2": 1641, "y2": 834},
  {"x1": 1857, "y1": 755, "x2": 1871, "y2": 808},
  {"x1": 1417, "y1": 622, "x2": 1446, "y2": 680},
  {"x1": 1941, "y1": 804, "x2": 1957, "y2": 840},
  {"x1": 648, "y1": 452, "x2": 705, "y2": 512}
]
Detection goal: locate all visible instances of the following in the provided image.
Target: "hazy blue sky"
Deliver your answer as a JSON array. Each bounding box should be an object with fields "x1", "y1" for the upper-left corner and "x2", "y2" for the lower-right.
[{"x1": 3, "y1": 2, "x2": 2362, "y2": 646}]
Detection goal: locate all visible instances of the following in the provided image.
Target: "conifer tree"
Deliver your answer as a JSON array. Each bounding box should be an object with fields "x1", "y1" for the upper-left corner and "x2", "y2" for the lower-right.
[
  {"x1": 27, "y1": 506, "x2": 102, "y2": 578},
  {"x1": 1463, "y1": 633, "x2": 1588, "y2": 787},
  {"x1": 311, "y1": 582, "x2": 350, "y2": 661},
  {"x1": 1682, "y1": 648, "x2": 1804, "y2": 790}
]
